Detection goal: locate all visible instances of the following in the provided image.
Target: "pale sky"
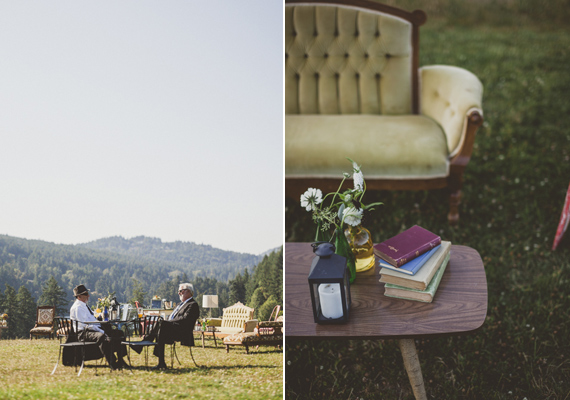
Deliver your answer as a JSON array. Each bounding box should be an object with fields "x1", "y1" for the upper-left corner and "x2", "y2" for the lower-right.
[{"x1": 0, "y1": 1, "x2": 283, "y2": 255}]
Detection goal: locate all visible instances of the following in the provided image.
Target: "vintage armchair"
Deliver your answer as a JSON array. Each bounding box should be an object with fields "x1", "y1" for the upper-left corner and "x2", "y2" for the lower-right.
[
  {"x1": 285, "y1": 0, "x2": 484, "y2": 223},
  {"x1": 29, "y1": 305, "x2": 56, "y2": 340}
]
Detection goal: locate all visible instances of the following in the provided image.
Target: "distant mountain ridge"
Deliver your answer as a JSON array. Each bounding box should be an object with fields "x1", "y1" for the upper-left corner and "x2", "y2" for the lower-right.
[
  {"x1": 78, "y1": 235, "x2": 265, "y2": 270},
  {"x1": 0, "y1": 234, "x2": 279, "y2": 304}
]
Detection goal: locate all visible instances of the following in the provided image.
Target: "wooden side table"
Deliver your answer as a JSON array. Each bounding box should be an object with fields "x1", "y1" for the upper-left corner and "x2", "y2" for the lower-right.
[{"x1": 285, "y1": 243, "x2": 488, "y2": 400}]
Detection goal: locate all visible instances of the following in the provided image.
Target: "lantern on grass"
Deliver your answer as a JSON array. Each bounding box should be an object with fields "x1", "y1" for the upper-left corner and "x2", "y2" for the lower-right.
[{"x1": 308, "y1": 242, "x2": 351, "y2": 324}]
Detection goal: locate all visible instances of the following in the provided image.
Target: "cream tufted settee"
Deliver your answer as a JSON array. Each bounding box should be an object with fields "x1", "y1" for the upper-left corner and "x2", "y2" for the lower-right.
[
  {"x1": 285, "y1": 0, "x2": 484, "y2": 223},
  {"x1": 202, "y1": 302, "x2": 257, "y2": 347}
]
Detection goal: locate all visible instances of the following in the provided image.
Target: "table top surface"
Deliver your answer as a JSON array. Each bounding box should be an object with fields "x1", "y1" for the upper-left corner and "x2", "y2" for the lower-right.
[{"x1": 285, "y1": 243, "x2": 488, "y2": 339}]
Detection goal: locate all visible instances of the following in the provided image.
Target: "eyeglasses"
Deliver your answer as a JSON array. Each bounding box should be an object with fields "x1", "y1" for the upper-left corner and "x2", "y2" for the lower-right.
[{"x1": 178, "y1": 289, "x2": 187, "y2": 294}]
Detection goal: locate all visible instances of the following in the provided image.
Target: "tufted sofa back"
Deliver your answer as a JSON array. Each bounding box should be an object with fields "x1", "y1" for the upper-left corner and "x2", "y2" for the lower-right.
[
  {"x1": 221, "y1": 301, "x2": 255, "y2": 329},
  {"x1": 285, "y1": 1, "x2": 426, "y2": 116}
]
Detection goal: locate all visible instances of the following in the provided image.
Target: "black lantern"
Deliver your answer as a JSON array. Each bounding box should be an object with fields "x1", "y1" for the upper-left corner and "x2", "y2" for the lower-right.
[{"x1": 308, "y1": 242, "x2": 351, "y2": 324}]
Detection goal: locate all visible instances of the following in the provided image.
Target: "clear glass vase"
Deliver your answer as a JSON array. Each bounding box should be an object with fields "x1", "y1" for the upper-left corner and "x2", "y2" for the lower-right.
[{"x1": 344, "y1": 224, "x2": 375, "y2": 272}]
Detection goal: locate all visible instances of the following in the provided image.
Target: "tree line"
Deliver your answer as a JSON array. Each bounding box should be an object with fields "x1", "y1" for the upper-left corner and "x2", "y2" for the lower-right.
[
  {"x1": 0, "y1": 235, "x2": 267, "y2": 307},
  {"x1": 0, "y1": 247, "x2": 283, "y2": 339}
]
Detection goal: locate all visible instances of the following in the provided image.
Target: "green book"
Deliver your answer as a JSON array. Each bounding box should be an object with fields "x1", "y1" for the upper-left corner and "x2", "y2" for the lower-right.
[{"x1": 383, "y1": 253, "x2": 450, "y2": 303}]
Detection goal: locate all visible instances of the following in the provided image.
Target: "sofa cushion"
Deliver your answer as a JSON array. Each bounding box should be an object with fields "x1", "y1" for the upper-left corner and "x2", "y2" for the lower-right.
[
  {"x1": 30, "y1": 326, "x2": 53, "y2": 334},
  {"x1": 286, "y1": 114, "x2": 449, "y2": 179}
]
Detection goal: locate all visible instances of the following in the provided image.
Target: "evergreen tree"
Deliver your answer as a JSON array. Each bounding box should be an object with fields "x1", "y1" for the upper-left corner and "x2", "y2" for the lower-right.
[
  {"x1": 3, "y1": 284, "x2": 18, "y2": 339},
  {"x1": 16, "y1": 286, "x2": 37, "y2": 338},
  {"x1": 229, "y1": 272, "x2": 247, "y2": 304},
  {"x1": 258, "y1": 295, "x2": 279, "y2": 321},
  {"x1": 38, "y1": 276, "x2": 69, "y2": 316},
  {"x1": 130, "y1": 278, "x2": 147, "y2": 307}
]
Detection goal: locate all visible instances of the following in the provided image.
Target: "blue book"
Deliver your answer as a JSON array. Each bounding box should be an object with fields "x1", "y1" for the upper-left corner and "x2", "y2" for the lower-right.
[{"x1": 378, "y1": 245, "x2": 440, "y2": 276}]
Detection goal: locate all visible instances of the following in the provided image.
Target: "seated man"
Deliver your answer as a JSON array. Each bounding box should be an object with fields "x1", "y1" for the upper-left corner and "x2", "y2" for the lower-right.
[
  {"x1": 145, "y1": 283, "x2": 200, "y2": 370},
  {"x1": 70, "y1": 284, "x2": 127, "y2": 369}
]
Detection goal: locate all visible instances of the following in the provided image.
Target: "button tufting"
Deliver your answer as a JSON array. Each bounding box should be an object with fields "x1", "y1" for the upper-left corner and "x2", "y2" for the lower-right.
[
  {"x1": 304, "y1": 54, "x2": 308, "y2": 59},
  {"x1": 345, "y1": 53, "x2": 349, "y2": 58},
  {"x1": 375, "y1": 73, "x2": 381, "y2": 79},
  {"x1": 324, "y1": 53, "x2": 329, "y2": 58},
  {"x1": 365, "y1": 53, "x2": 369, "y2": 58},
  {"x1": 314, "y1": 72, "x2": 319, "y2": 78}
]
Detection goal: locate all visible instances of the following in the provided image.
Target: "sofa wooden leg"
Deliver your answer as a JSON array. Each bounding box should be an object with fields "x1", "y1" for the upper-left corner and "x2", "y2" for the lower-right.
[
  {"x1": 448, "y1": 190, "x2": 462, "y2": 224},
  {"x1": 399, "y1": 339, "x2": 427, "y2": 400},
  {"x1": 226, "y1": 345, "x2": 230, "y2": 353}
]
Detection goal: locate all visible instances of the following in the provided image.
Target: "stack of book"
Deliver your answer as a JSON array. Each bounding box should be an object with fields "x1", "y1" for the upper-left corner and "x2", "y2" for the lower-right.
[{"x1": 373, "y1": 225, "x2": 451, "y2": 303}]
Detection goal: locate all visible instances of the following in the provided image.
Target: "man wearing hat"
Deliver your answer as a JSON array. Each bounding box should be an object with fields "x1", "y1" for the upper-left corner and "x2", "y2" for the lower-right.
[
  {"x1": 70, "y1": 284, "x2": 126, "y2": 369},
  {"x1": 143, "y1": 282, "x2": 200, "y2": 370}
]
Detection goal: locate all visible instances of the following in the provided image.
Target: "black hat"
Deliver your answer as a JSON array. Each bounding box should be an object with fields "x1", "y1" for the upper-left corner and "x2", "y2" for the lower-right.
[{"x1": 73, "y1": 284, "x2": 89, "y2": 297}]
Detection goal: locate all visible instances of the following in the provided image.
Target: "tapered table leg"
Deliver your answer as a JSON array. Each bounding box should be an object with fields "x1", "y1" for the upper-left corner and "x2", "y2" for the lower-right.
[{"x1": 398, "y1": 339, "x2": 427, "y2": 400}]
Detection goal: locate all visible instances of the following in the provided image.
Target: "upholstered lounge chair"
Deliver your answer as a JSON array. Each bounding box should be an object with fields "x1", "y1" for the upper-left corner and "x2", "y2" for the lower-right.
[
  {"x1": 285, "y1": 0, "x2": 484, "y2": 223},
  {"x1": 223, "y1": 317, "x2": 283, "y2": 354}
]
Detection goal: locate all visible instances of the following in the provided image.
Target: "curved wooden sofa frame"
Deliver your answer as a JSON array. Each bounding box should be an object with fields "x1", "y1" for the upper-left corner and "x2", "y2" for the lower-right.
[{"x1": 284, "y1": 0, "x2": 484, "y2": 224}]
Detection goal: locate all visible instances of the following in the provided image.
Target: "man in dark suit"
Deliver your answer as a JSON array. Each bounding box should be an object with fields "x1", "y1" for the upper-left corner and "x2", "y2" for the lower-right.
[{"x1": 147, "y1": 282, "x2": 200, "y2": 370}]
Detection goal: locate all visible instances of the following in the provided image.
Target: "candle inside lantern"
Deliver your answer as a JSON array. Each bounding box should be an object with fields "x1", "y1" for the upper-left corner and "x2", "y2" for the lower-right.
[{"x1": 318, "y1": 283, "x2": 343, "y2": 319}]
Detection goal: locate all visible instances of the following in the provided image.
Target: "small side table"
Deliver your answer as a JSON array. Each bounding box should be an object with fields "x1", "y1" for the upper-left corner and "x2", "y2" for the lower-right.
[
  {"x1": 198, "y1": 327, "x2": 219, "y2": 348},
  {"x1": 285, "y1": 243, "x2": 488, "y2": 400}
]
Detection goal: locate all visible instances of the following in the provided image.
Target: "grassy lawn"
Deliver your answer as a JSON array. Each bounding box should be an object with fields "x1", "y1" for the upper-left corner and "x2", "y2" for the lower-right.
[
  {"x1": 0, "y1": 338, "x2": 283, "y2": 399},
  {"x1": 285, "y1": 2, "x2": 570, "y2": 399}
]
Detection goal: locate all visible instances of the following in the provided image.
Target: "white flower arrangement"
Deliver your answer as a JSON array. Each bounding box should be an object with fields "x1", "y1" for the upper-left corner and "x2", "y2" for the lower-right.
[
  {"x1": 301, "y1": 158, "x2": 382, "y2": 239},
  {"x1": 300, "y1": 188, "x2": 323, "y2": 211}
]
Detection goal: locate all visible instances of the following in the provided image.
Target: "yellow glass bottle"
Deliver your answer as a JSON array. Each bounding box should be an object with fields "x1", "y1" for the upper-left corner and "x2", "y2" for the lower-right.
[{"x1": 344, "y1": 224, "x2": 375, "y2": 272}]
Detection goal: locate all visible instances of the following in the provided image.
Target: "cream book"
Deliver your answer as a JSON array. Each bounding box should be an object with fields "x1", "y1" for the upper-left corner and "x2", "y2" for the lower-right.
[
  {"x1": 383, "y1": 254, "x2": 450, "y2": 303},
  {"x1": 379, "y1": 241, "x2": 451, "y2": 290}
]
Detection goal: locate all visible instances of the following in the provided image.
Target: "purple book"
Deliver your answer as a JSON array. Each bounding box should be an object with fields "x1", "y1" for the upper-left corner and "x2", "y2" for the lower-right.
[{"x1": 373, "y1": 225, "x2": 441, "y2": 267}]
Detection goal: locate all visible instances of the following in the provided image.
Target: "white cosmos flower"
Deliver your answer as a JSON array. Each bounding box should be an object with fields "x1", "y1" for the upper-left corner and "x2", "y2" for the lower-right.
[
  {"x1": 343, "y1": 207, "x2": 363, "y2": 226},
  {"x1": 300, "y1": 188, "x2": 323, "y2": 212},
  {"x1": 353, "y1": 162, "x2": 364, "y2": 191}
]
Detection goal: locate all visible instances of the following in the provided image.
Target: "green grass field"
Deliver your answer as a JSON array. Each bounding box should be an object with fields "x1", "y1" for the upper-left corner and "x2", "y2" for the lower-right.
[
  {"x1": 0, "y1": 338, "x2": 282, "y2": 400},
  {"x1": 285, "y1": 1, "x2": 570, "y2": 399}
]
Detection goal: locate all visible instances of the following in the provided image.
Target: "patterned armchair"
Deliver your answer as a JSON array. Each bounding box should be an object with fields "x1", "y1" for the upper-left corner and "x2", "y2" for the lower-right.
[{"x1": 30, "y1": 306, "x2": 56, "y2": 340}]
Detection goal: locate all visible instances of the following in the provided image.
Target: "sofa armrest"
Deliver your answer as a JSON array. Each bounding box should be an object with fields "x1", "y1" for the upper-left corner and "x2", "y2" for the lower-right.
[
  {"x1": 243, "y1": 319, "x2": 258, "y2": 333},
  {"x1": 420, "y1": 65, "x2": 483, "y2": 158}
]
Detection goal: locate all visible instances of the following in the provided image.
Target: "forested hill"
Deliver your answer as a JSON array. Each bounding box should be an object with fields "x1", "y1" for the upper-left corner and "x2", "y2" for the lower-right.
[
  {"x1": 0, "y1": 234, "x2": 270, "y2": 304},
  {"x1": 78, "y1": 236, "x2": 263, "y2": 274}
]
